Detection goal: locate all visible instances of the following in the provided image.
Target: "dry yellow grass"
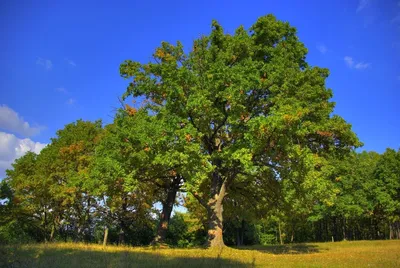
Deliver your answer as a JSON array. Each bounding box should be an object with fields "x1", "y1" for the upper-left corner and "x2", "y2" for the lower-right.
[{"x1": 1, "y1": 240, "x2": 399, "y2": 267}]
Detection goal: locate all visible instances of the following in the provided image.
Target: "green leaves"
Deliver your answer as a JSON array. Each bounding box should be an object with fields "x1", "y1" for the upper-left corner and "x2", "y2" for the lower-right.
[
  {"x1": 120, "y1": 15, "x2": 361, "y2": 236},
  {"x1": 374, "y1": 149, "x2": 400, "y2": 222}
]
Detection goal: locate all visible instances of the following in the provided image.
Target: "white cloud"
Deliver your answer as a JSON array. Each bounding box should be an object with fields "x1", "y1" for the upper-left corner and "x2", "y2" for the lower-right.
[
  {"x1": 354, "y1": 62, "x2": 371, "y2": 69},
  {"x1": 344, "y1": 56, "x2": 371, "y2": 70},
  {"x1": 66, "y1": 98, "x2": 76, "y2": 105},
  {"x1": 0, "y1": 131, "x2": 46, "y2": 178},
  {"x1": 356, "y1": 0, "x2": 370, "y2": 13},
  {"x1": 65, "y1": 58, "x2": 76, "y2": 67},
  {"x1": 56, "y1": 87, "x2": 68, "y2": 94},
  {"x1": 0, "y1": 105, "x2": 44, "y2": 137},
  {"x1": 36, "y1": 57, "x2": 53, "y2": 70},
  {"x1": 316, "y1": 44, "x2": 328, "y2": 54}
]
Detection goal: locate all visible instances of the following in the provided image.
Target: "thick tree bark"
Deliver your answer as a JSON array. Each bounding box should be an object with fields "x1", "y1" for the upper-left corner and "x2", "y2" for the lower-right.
[
  {"x1": 206, "y1": 173, "x2": 227, "y2": 248},
  {"x1": 207, "y1": 197, "x2": 225, "y2": 248},
  {"x1": 152, "y1": 177, "x2": 180, "y2": 244}
]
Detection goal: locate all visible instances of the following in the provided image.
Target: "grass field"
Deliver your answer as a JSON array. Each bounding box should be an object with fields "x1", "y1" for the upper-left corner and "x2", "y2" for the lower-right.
[{"x1": 1, "y1": 240, "x2": 399, "y2": 267}]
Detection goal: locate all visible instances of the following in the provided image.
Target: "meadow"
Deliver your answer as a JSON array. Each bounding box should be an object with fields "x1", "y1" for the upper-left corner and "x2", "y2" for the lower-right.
[{"x1": 1, "y1": 240, "x2": 399, "y2": 268}]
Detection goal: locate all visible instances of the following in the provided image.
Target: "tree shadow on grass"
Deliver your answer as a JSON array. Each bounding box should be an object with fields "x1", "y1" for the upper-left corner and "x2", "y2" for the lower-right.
[
  {"x1": 237, "y1": 244, "x2": 323, "y2": 255},
  {"x1": 0, "y1": 245, "x2": 248, "y2": 268}
]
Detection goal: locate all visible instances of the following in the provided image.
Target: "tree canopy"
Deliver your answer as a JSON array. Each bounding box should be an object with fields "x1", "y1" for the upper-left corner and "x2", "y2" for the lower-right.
[{"x1": 119, "y1": 14, "x2": 361, "y2": 247}]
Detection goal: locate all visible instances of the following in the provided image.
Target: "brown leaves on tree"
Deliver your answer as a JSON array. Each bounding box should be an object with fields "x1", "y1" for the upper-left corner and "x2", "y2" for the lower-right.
[
  {"x1": 60, "y1": 141, "x2": 85, "y2": 155},
  {"x1": 185, "y1": 134, "x2": 192, "y2": 142},
  {"x1": 125, "y1": 104, "x2": 137, "y2": 116},
  {"x1": 317, "y1": 130, "x2": 333, "y2": 138}
]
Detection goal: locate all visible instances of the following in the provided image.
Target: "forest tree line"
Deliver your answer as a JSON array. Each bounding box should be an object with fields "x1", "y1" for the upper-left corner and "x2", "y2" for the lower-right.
[{"x1": 0, "y1": 14, "x2": 399, "y2": 247}]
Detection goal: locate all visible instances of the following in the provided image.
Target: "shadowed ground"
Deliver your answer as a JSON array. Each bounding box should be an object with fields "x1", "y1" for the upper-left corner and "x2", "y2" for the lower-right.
[
  {"x1": 238, "y1": 244, "x2": 320, "y2": 254},
  {"x1": 1, "y1": 245, "x2": 245, "y2": 268}
]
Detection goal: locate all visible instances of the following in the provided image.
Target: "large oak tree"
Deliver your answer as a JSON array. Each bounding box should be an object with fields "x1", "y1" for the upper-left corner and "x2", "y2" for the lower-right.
[{"x1": 120, "y1": 14, "x2": 360, "y2": 247}]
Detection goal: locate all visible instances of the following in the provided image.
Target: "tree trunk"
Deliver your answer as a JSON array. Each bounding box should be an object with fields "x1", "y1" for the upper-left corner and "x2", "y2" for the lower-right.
[
  {"x1": 343, "y1": 217, "x2": 347, "y2": 241},
  {"x1": 206, "y1": 172, "x2": 227, "y2": 248},
  {"x1": 84, "y1": 194, "x2": 92, "y2": 242},
  {"x1": 50, "y1": 224, "x2": 55, "y2": 242},
  {"x1": 291, "y1": 230, "x2": 294, "y2": 243},
  {"x1": 240, "y1": 219, "x2": 244, "y2": 246},
  {"x1": 118, "y1": 196, "x2": 128, "y2": 245},
  {"x1": 236, "y1": 227, "x2": 241, "y2": 247},
  {"x1": 207, "y1": 198, "x2": 224, "y2": 248},
  {"x1": 43, "y1": 208, "x2": 48, "y2": 243},
  {"x1": 152, "y1": 177, "x2": 179, "y2": 244},
  {"x1": 119, "y1": 228, "x2": 125, "y2": 245},
  {"x1": 278, "y1": 222, "x2": 283, "y2": 245},
  {"x1": 103, "y1": 227, "x2": 109, "y2": 246},
  {"x1": 332, "y1": 217, "x2": 337, "y2": 242}
]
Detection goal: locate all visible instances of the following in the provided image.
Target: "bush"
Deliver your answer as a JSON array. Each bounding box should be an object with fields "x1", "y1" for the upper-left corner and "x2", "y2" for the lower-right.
[
  {"x1": 259, "y1": 233, "x2": 277, "y2": 245},
  {"x1": 0, "y1": 220, "x2": 34, "y2": 244}
]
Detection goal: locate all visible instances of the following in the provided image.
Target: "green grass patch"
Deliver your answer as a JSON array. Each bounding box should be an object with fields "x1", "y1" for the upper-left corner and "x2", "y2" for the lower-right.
[{"x1": 1, "y1": 240, "x2": 399, "y2": 267}]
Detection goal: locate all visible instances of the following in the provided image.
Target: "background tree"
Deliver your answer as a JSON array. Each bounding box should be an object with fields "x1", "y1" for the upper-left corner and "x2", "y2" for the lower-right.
[
  {"x1": 374, "y1": 148, "x2": 400, "y2": 239},
  {"x1": 5, "y1": 152, "x2": 53, "y2": 241},
  {"x1": 94, "y1": 106, "x2": 206, "y2": 244},
  {"x1": 48, "y1": 120, "x2": 103, "y2": 242}
]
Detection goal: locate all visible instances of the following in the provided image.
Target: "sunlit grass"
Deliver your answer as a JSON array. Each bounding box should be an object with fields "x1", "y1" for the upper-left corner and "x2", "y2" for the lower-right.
[{"x1": 1, "y1": 240, "x2": 399, "y2": 267}]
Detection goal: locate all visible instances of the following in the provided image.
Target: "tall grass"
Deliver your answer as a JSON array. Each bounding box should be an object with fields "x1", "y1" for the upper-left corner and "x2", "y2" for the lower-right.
[{"x1": 1, "y1": 240, "x2": 399, "y2": 267}]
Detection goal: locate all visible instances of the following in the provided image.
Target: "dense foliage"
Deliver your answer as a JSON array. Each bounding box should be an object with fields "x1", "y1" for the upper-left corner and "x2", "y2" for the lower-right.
[{"x1": 1, "y1": 15, "x2": 398, "y2": 247}]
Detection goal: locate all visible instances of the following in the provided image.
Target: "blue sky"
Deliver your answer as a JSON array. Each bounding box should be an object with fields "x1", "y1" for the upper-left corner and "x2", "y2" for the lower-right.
[{"x1": 0, "y1": 0, "x2": 399, "y2": 178}]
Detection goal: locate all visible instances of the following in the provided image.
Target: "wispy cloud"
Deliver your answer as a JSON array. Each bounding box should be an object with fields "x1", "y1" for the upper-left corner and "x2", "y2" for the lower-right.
[
  {"x1": 354, "y1": 62, "x2": 371, "y2": 69},
  {"x1": 356, "y1": 0, "x2": 370, "y2": 13},
  {"x1": 56, "y1": 87, "x2": 68, "y2": 94},
  {"x1": 391, "y1": 13, "x2": 400, "y2": 24},
  {"x1": 344, "y1": 56, "x2": 354, "y2": 67},
  {"x1": 66, "y1": 98, "x2": 76, "y2": 105},
  {"x1": 363, "y1": 15, "x2": 375, "y2": 28},
  {"x1": 0, "y1": 105, "x2": 44, "y2": 137},
  {"x1": 36, "y1": 57, "x2": 53, "y2": 70},
  {"x1": 344, "y1": 56, "x2": 371, "y2": 70},
  {"x1": 316, "y1": 44, "x2": 328, "y2": 54},
  {"x1": 65, "y1": 58, "x2": 76, "y2": 67}
]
